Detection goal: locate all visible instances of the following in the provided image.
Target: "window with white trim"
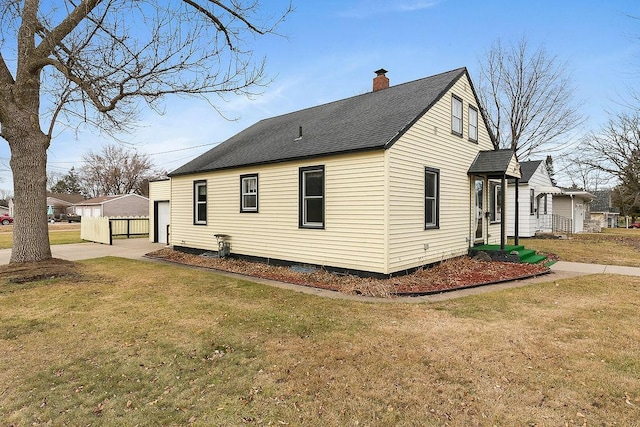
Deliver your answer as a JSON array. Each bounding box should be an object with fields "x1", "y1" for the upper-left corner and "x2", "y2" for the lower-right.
[
  {"x1": 425, "y1": 167, "x2": 440, "y2": 228},
  {"x1": 490, "y1": 182, "x2": 501, "y2": 222},
  {"x1": 194, "y1": 180, "x2": 207, "y2": 225},
  {"x1": 468, "y1": 105, "x2": 478, "y2": 142},
  {"x1": 530, "y1": 189, "x2": 535, "y2": 215},
  {"x1": 240, "y1": 174, "x2": 258, "y2": 212},
  {"x1": 452, "y1": 95, "x2": 463, "y2": 136},
  {"x1": 299, "y1": 166, "x2": 324, "y2": 228}
]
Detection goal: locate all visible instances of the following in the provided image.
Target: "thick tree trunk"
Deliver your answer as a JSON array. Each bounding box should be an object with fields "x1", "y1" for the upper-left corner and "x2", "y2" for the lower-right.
[{"x1": 7, "y1": 127, "x2": 52, "y2": 263}]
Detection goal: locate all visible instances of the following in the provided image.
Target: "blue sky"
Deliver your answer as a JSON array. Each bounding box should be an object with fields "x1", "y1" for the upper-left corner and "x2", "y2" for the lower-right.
[{"x1": 2, "y1": 0, "x2": 640, "y2": 192}]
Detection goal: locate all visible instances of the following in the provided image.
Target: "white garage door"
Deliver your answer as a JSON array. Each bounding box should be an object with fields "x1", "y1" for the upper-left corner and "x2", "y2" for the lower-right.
[{"x1": 156, "y1": 201, "x2": 170, "y2": 244}]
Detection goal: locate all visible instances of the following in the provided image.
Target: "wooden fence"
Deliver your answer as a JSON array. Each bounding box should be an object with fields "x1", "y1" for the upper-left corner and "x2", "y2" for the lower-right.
[{"x1": 81, "y1": 216, "x2": 149, "y2": 245}]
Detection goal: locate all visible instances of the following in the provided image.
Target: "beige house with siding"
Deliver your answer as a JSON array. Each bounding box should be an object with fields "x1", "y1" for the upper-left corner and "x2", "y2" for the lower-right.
[
  {"x1": 150, "y1": 68, "x2": 521, "y2": 276},
  {"x1": 552, "y1": 189, "x2": 595, "y2": 234},
  {"x1": 75, "y1": 194, "x2": 149, "y2": 218}
]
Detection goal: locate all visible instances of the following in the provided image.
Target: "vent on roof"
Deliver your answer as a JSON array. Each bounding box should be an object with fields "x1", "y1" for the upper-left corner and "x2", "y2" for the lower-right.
[
  {"x1": 373, "y1": 68, "x2": 389, "y2": 92},
  {"x1": 294, "y1": 126, "x2": 303, "y2": 141}
]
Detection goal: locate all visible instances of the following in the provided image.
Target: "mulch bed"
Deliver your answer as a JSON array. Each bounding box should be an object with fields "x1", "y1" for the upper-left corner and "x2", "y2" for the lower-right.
[
  {"x1": 0, "y1": 258, "x2": 82, "y2": 284},
  {"x1": 146, "y1": 248, "x2": 550, "y2": 298}
]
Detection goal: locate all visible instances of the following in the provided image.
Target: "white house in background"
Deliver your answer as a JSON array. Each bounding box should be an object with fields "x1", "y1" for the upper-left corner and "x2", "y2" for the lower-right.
[
  {"x1": 552, "y1": 189, "x2": 595, "y2": 233},
  {"x1": 149, "y1": 67, "x2": 522, "y2": 277},
  {"x1": 506, "y1": 160, "x2": 561, "y2": 237},
  {"x1": 74, "y1": 194, "x2": 149, "y2": 218}
]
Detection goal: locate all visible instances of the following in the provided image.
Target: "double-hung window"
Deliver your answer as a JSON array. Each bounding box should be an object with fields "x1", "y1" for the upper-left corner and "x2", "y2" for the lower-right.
[
  {"x1": 299, "y1": 166, "x2": 324, "y2": 228},
  {"x1": 194, "y1": 180, "x2": 207, "y2": 225},
  {"x1": 425, "y1": 167, "x2": 440, "y2": 229},
  {"x1": 468, "y1": 106, "x2": 478, "y2": 142},
  {"x1": 530, "y1": 189, "x2": 535, "y2": 215},
  {"x1": 451, "y1": 95, "x2": 463, "y2": 136},
  {"x1": 490, "y1": 182, "x2": 501, "y2": 222},
  {"x1": 240, "y1": 174, "x2": 258, "y2": 212}
]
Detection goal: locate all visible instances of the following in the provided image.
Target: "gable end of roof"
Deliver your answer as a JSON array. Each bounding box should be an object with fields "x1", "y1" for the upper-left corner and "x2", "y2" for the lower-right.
[
  {"x1": 169, "y1": 67, "x2": 472, "y2": 176},
  {"x1": 383, "y1": 67, "x2": 468, "y2": 149}
]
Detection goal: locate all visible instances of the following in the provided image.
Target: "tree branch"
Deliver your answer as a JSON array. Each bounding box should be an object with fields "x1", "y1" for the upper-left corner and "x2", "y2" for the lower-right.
[{"x1": 32, "y1": 0, "x2": 102, "y2": 68}]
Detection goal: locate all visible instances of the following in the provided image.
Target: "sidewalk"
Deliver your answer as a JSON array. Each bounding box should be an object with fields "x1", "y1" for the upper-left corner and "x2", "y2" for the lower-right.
[
  {"x1": 1, "y1": 242, "x2": 638, "y2": 302},
  {"x1": 551, "y1": 260, "x2": 640, "y2": 276},
  {"x1": 0, "y1": 239, "x2": 165, "y2": 264}
]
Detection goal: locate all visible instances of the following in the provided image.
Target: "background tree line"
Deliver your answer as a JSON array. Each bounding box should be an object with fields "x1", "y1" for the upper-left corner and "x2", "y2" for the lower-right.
[
  {"x1": 477, "y1": 34, "x2": 640, "y2": 222},
  {"x1": 48, "y1": 144, "x2": 165, "y2": 198}
]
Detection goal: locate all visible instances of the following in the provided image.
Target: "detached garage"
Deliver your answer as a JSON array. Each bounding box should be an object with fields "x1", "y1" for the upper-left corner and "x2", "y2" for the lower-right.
[
  {"x1": 149, "y1": 179, "x2": 171, "y2": 244},
  {"x1": 74, "y1": 194, "x2": 149, "y2": 218}
]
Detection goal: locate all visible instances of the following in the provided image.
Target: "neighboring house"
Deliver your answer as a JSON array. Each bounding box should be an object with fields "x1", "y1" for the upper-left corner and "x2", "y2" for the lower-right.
[
  {"x1": 9, "y1": 192, "x2": 84, "y2": 217},
  {"x1": 74, "y1": 194, "x2": 149, "y2": 218},
  {"x1": 47, "y1": 192, "x2": 85, "y2": 216},
  {"x1": 506, "y1": 160, "x2": 561, "y2": 237},
  {"x1": 150, "y1": 67, "x2": 522, "y2": 276},
  {"x1": 553, "y1": 189, "x2": 595, "y2": 233},
  {"x1": 589, "y1": 190, "x2": 620, "y2": 228},
  {"x1": 0, "y1": 205, "x2": 9, "y2": 215}
]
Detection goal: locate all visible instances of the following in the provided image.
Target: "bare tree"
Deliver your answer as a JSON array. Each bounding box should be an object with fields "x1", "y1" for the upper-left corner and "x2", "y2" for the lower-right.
[
  {"x1": 0, "y1": 188, "x2": 12, "y2": 207},
  {"x1": 80, "y1": 144, "x2": 157, "y2": 197},
  {"x1": 581, "y1": 111, "x2": 640, "y2": 215},
  {"x1": 46, "y1": 170, "x2": 64, "y2": 192},
  {"x1": 0, "y1": 0, "x2": 291, "y2": 263},
  {"x1": 477, "y1": 37, "x2": 583, "y2": 159},
  {"x1": 612, "y1": 185, "x2": 640, "y2": 221},
  {"x1": 559, "y1": 153, "x2": 613, "y2": 191}
]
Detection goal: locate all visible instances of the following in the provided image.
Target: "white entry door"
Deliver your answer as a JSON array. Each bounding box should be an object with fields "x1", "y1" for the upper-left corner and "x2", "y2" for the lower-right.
[{"x1": 156, "y1": 201, "x2": 170, "y2": 244}]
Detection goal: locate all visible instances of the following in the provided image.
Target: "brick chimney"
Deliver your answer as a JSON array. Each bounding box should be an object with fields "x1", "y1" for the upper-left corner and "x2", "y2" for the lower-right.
[{"x1": 373, "y1": 68, "x2": 389, "y2": 92}]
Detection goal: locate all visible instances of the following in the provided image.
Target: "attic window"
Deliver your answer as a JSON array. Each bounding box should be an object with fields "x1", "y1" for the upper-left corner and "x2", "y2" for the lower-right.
[
  {"x1": 468, "y1": 106, "x2": 478, "y2": 142},
  {"x1": 451, "y1": 95, "x2": 463, "y2": 136}
]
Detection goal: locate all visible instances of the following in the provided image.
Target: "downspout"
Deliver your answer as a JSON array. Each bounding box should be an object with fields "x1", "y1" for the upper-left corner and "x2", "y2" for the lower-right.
[
  {"x1": 570, "y1": 194, "x2": 575, "y2": 233},
  {"x1": 514, "y1": 178, "x2": 520, "y2": 246},
  {"x1": 500, "y1": 174, "x2": 506, "y2": 250}
]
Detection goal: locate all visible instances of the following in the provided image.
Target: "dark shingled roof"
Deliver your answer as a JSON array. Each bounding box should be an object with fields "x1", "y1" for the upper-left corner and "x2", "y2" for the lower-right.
[
  {"x1": 517, "y1": 160, "x2": 543, "y2": 183},
  {"x1": 591, "y1": 190, "x2": 619, "y2": 213},
  {"x1": 467, "y1": 149, "x2": 519, "y2": 177},
  {"x1": 170, "y1": 67, "x2": 469, "y2": 176}
]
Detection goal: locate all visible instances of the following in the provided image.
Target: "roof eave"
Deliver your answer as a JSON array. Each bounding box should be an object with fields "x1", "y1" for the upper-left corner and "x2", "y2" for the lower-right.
[{"x1": 168, "y1": 145, "x2": 387, "y2": 177}]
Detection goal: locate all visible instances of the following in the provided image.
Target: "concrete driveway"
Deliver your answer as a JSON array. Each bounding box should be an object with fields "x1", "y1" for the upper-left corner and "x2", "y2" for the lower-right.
[{"x1": 0, "y1": 238, "x2": 165, "y2": 264}]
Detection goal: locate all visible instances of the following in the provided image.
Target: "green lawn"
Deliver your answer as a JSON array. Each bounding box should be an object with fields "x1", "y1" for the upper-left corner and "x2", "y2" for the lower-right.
[
  {"x1": 0, "y1": 228, "x2": 83, "y2": 249},
  {"x1": 1, "y1": 257, "x2": 639, "y2": 425},
  {"x1": 514, "y1": 228, "x2": 640, "y2": 267}
]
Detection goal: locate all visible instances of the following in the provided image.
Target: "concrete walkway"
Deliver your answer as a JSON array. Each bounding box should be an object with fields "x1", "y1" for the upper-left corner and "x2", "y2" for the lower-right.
[
  {"x1": 551, "y1": 260, "x2": 640, "y2": 276},
  {"x1": 2, "y1": 241, "x2": 639, "y2": 302},
  {"x1": 0, "y1": 238, "x2": 165, "y2": 264}
]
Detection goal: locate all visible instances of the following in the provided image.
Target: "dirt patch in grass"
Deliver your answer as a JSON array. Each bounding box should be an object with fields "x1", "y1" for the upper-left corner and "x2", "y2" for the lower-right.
[
  {"x1": 147, "y1": 248, "x2": 549, "y2": 298},
  {"x1": 0, "y1": 258, "x2": 82, "y2": 283}
]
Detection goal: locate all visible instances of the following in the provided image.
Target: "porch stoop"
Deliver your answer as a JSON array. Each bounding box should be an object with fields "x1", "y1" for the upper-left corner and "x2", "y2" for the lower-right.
[{"x1": 471, "y1": 244, "x2": 547, "y2": 265}]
